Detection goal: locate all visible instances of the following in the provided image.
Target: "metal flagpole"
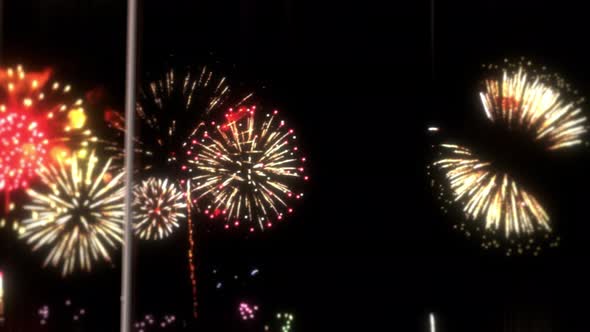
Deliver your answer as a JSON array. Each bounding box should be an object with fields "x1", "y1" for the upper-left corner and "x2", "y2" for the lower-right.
[
  {"x1": 429, "y1": 313, "x2": 436, "y2": 332},
  {"x1": 121, "y1": 0, "x2": 138, "y2": 330}
]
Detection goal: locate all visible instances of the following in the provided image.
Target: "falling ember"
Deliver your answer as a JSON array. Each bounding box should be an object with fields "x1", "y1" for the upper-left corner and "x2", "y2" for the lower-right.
[
  {"x1": 480, "y1": 59, "x2": 588, "y2": 150},
  {"x1": 21, "y1": 151, "x2": 125, "y2": 276},
  {"x1": 184, "y1": 106, "x2": 307, "y2": 231},
  {"x1": 133, "y1": 177, "x2": 187, "y2": 240},
  {"x1": 186, "y1": 181, "x2": 198, "y2": 319},
  {"x1": 431, "y1": 143, "x2": 558, "y2": 255}
]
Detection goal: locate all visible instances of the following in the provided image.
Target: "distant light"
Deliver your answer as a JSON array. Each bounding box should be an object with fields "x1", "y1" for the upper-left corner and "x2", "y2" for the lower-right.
[{"x1": 427, "y1": 127, "x2": 439, "y2": 132}]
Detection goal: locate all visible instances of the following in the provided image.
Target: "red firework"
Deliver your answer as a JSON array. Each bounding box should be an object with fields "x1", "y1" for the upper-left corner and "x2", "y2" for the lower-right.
[
  {"x1": 0, "y1": 65, "x2": 95, "y2": 200},
  {"x1": 0, "y1": 112, "x2": 49, "y2": 191}
]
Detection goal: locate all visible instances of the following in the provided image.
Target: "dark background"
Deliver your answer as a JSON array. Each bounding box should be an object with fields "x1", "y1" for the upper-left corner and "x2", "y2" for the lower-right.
[{"x1": 0, "y1": 0, "x2": 589, "y2": 331}]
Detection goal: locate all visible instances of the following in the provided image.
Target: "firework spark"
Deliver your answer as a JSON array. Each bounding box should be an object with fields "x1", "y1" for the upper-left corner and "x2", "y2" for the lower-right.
[
  {"x1": 21, "y1": 152, "x2": 125, "y2": 276},
  {"x1": 133, "y1": 177, "x2": 187, "y2": 240},
  {"x1": 480, "y1": 60, "x2": 587, "y2": 150},
  {"x1": 183, "y1": 106, "x2": 307, "y2": 231},
  {"x1": 105, "y1": 66, "x2": 253, "y2": 172},
  {"x1": 431, "y1": 143, "x2": 557, "y2": 255}
]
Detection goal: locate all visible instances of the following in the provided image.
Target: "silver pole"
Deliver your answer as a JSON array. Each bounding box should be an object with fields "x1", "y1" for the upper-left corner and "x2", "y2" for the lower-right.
[
  {"x1": 121, "y1": 0, "x2": 138, "y2": 330},
  {"x1": 429, "y1": 313, "x2": 436, "y2": 332}
]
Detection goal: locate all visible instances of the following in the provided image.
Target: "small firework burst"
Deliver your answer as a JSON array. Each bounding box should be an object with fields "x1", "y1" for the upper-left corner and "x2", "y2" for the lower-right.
[
  {"x1": 105, "y1": 65, "x2": 253, "y2": 172},
  {"x1": 430, "y1": 143, "x2": 559, "y2": 255},
  {"x1": 480, "y1": 59, "x2": 587, "y2": 150},
  {"x1": 239, "y1": 302, "x2": 258, "y2": 321},
  {"x1": 183, "y1": 106, "x2": 307, "y2": 232},
  {"x1": 133, "y1": 177, "x2": 187, "y2": 240},
  {"x1": 274, "y1": 312, "x2": 295, "y2": 332},
  {"x1": 21, "y1": 151, "x2": 125, "y2": 276}
]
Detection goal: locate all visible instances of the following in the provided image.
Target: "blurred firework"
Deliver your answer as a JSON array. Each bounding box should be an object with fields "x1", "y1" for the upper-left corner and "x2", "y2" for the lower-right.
[
  {"x1": 238, "y1": 302, "x2": 258, "y2": 321},
  {"x1": 105, "y1": 65, "x2": 253, "y2": 172},
  {"x1": 480, "y1": 59, "x2": 587, "y2": 150},
  {"x1": 133, "y1": 177, "x2": 187, "y2": 240},
  {"x1": 183, "y1": 106, "x2": 307, "y2": 232},
  {"x1": 133, "y1": 313, "x2": 177, "y2": 331},
  {"x1": 0, "y1": 112, "x2": 49, "y2": 192},
  {"x1": 0, "y1": 65, "x2": 97, "y2": 194},
  {"x1": 264, "y1": 313, "x2": 295, "y2": 332},
  {"x1": 430, "y1": 143, "x2": 559, "y2": 255},
  {"x1": 20, "y1": 151, "x2": 125, "y2": 276}
]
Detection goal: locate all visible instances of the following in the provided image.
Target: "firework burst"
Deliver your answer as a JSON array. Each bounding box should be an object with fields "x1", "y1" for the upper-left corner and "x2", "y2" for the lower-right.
[
  {"x1": 183, "y1": 106, "x2": 307, "y2": 232},
  {"x1": 0, "y1": 65, "x2": 98, "y2": 194},
  {"x1": 479, "y1": 59, "x2": 587, "y2": 150},
  {"x1": 133, "y1": 177, "x2": 187, "y2": 240},
  {"x1": 430, "y1": 143, "x2": 558, "y2": 255},
  {"x1": 105, "y1": 65, "x2": 253, "y2": 172},
  {"x1": 20, "y1": 151, "x2": 125, "y2": 276}
]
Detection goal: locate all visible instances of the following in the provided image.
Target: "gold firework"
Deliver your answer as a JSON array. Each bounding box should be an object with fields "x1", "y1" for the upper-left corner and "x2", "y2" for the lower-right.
[
  {"x1": 105, "y1": 66, "x2": 253, "y2": 171},
  {"x1": 21, "y1": 152, "x2": 125, "y2": 276},
  {"x1": 432, "y1": 144, "x2": 557, "y2": 255},
  {"x1": 183, "y1": 106, "x2": 307, "y2": 232},
  {"x1": 480, "y1": 60, "x2": 587, "y2": 150},
  {"x1": 133, "y1": 177, "x2": 187, "y2": 240}
]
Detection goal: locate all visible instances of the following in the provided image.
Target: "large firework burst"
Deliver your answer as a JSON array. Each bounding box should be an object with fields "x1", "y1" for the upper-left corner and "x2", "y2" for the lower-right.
[
  {"x1": 133, "y1": 177, "x2": 187, "y2": 240},
  {"x1": 430, "y1": 142, "x2": 559, "y2": 255},
  {"x1": 20, "y1": 151, "x2": 125, "y2": 276},
  {"x1": 105, "y1": 65, "x2": 253, "y2": 172},
  {"x1": 0, "y1": 65, "x2": 97, "y2": 193},
  {"x1": 479, "y1": 60, "x2": 587, "y2": 150},
  {"x1": 427, "y1": 59, "x2": 586, "y2": 255},
  {"x1": 183, "y1": 106, "x2": 307, "y2": 232}
]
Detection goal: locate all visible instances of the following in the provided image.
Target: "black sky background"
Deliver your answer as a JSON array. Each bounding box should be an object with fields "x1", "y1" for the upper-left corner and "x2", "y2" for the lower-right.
[{"x1": 1, "y1": 0, "x2": 590, "y2": 331}]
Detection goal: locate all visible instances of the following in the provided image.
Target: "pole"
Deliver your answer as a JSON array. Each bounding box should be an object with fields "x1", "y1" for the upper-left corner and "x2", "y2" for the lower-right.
[
  {"x1": 429, "y1": 313, "x2": 436, "y2": 332},
  {"x1": 120, "y1": 0, "x2": 138, "y2": 330}
]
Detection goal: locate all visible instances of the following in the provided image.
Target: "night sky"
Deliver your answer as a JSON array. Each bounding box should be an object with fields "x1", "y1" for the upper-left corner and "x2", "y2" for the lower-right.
[{"x1": 1, "y1": 0, "x2": 590, "y2": 331}]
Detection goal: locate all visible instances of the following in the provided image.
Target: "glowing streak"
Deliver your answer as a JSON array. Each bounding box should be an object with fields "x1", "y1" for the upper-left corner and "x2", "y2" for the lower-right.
[{"x1": 430, "y1": 313, "x2": 436, "y2": 332}]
